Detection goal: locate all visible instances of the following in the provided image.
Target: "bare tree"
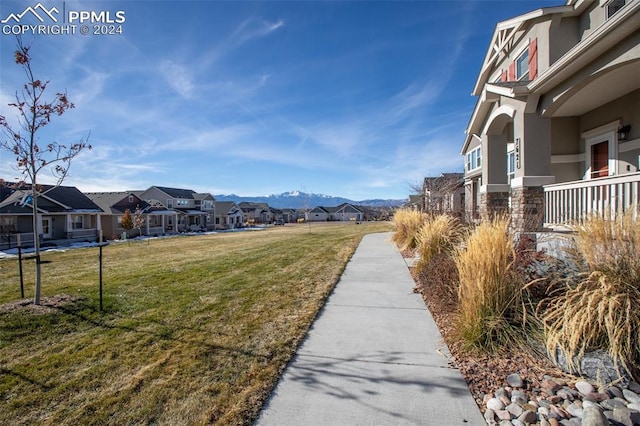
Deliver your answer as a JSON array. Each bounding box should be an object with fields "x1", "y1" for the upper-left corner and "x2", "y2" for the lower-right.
[
  {"x1": 409, "y1": 173, "x2": 464, "y2": 215},
  {"x1": 0, "y1": 38, "x2": 91, "y2": 305}
]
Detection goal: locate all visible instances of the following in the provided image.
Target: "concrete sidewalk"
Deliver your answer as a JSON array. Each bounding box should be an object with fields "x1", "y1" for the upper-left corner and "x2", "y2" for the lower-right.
[{"x1": 256, "y1": 232, "x2": 486, "y2": 425}]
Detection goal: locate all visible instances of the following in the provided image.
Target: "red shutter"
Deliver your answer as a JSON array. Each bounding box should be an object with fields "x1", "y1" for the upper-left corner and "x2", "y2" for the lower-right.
[
  {"x1": 508, "y1": 62, "x2": 516, "y2": 81},
  {"x1": 501, "y1": 71, "x2": 507, "y2": 82},
  {"x1": 528, "y1": 38, "x2": 538, "y2": 80}
]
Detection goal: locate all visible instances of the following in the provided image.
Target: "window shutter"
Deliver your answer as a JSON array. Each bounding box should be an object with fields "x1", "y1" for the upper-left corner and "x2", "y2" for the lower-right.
[
  {"x1": 528, "y1": 38, "x2": 538, "y2": 80},
  {"x1": 508, "y1": 61, "x2": 516, "y2": 81},
  {"x1": 501, "y1": 70, "x2": 507, "y2": 82}
]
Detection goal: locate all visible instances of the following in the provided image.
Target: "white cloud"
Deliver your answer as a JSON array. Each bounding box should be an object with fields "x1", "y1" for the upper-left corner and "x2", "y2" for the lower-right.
[{"x1": 159, "y1": 60, "x2": 194, "y2": 99}]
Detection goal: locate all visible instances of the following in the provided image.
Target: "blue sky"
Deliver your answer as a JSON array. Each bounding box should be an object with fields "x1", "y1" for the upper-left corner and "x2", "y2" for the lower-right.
[{"x1": 1, "y1": 0, "x2": 559, "y2": 200}]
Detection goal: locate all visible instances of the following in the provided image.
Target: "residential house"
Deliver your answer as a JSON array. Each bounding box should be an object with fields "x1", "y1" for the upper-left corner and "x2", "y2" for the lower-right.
[
  {"x1": 462, "y1": 0, "x2": 640, "y2": 231},
  {"x1": 193, "y1": 192, "x2": 216, "y2": 231},
  {"x1": 85, "y1": 192, "x2": 154, "y2": 239},
  {"x1": 214, "y1": 201, "x2": 244, "y2": 229},
  {"x1": 406, "y1": 195, "x2": 423, "y2": 211},
  {"x1": 281, "y1": 208, "x2": 300, "y2": 223},
  {"x1": 423, "y1": 173, "x2": 465, "y2": 217},
  {"x1": 136, "y1": 186, "x2": 214, "y2": 232},
  {"x1": 306, "y1": 203, "x2": 364, "y2": 222},
  {"x1": 239, "y1": 202, "x2": 272, "y2": 224},
  {"x1": 0, "y1": 184, "x2": 103, "y2": 249}
]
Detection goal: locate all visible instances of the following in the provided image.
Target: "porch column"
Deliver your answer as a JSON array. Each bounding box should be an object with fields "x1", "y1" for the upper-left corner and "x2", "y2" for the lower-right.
[
  {"x1": 146, "y1": 216, "x2": 150, "y2": 235},
  {"x1": 66, "y1": 213, "x2": 72, "y2": 238},
  {"x1": 480, "y1": 133, "x2": 510, "y2": 221},
  {"x1": 511, "y1": 113, "x2": 555, "y2": 232}
]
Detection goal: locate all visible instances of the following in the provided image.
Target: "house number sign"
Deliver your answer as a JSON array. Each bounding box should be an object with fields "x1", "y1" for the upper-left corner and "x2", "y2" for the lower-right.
[{"x1": 515, "y1": 138, "x2": 521, "y2": 169}]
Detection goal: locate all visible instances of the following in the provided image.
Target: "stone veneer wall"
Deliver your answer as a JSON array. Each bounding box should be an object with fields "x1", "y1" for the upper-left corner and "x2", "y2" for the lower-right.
[
  {"x1": 480, "y1": 191, "x2": 510, "y2": 222},
  {"x1": 511, "y1": 186, "x2": 545, "y2": 233}
]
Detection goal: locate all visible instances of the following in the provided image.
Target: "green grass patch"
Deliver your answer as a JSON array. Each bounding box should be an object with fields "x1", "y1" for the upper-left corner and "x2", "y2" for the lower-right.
[{"x1": 0, "y1": 222, "x2": 392, "y2": 425}]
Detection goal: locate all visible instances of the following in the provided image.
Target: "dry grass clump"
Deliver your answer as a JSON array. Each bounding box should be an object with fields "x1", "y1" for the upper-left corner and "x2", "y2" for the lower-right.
[
  {"x1": 539, "y1": 211, "x2": 640, "y2": 377},
  {"x1": 392, "y1": 208, "x2": 426, "y2": 251},
  {"x1": 414, "y1": 214, "x2": 463, "y2": 273},
  {"x1": 454, "y1": 216, "x2": 523, "y2": 351}
]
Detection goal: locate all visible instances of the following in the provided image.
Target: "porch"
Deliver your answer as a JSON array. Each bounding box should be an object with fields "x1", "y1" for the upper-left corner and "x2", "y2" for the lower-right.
[
  {"x1": 1, "y1": 229, "x2": 100, "y2": 250},
  {"x1": 543, "y1": 172, "x2": 640, "y2": 227}
]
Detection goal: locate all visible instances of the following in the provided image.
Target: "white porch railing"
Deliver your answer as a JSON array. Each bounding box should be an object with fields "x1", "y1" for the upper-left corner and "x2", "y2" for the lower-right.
[{"x1": 544, "y1": 172, "x2": 640, "y2": 226}]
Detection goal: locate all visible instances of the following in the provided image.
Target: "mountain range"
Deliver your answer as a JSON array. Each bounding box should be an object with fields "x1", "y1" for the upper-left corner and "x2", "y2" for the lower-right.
[{"x1": 213, "y1": 191, "x2": 405, "y2": 209}]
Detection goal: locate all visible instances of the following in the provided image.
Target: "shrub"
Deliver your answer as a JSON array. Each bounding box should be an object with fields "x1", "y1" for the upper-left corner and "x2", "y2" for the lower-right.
[
  {"x1": 392, "y1": 208, "x2": 426, "y2": 251},
  {"x1": 454, "y1": 216, "x2": 523, "y2": 351},
  {"x1": 539, "y1": 211, "x2": 640, "y2": 377}
]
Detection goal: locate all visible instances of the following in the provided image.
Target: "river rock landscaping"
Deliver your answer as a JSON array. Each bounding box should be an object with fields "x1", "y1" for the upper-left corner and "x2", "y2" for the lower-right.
[{"x1": 411, "y1": 256, "x2": 640, "y2": 426}]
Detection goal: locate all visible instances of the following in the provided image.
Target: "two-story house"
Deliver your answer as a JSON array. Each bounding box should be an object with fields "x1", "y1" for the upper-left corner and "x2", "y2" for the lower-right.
[
  {"x1": 462, "y1": 0, "x2": 640, "y2": 232},
  {"x1": 136, "y1": 186, "x2": 215, "y2": 232}
]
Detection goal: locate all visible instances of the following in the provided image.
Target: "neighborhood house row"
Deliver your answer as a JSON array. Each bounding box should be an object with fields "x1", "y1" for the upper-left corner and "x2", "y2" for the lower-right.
[{"x1": 0, "y1": 184, "x2": 366, "y2": 249}]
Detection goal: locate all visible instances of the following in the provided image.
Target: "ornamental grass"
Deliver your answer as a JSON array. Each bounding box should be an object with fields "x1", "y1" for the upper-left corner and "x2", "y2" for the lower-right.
[
  {"x1": 454, "y1": 216, "x2": 524, "y2": 352},
  {"x1": 414, "y1": 214, "x2": 463, "y2": 274},
  {"x1": 391, "y1": 208, "x2": 426, "y2": 251},
  {"x1": 539, "y1": 211, "x2": 640, "y2": 378}
]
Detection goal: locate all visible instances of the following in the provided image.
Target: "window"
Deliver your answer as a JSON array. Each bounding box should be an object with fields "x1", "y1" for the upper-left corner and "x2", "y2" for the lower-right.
[
  {"x1": 466, "y1": 147, "x2": 482, "y2": 171},
  {"x1": 0, "y1": 216, "x2": 16, "y2": 233},
  {"x1": 176, "y1": 199, "x2": 188, "y2": 206},
  {"x1": 128, "y1": 195, "x2": 134, "y2": 203},
  {"x1": 71, "y1": 215, "x2": 84, "y2": 230},
  {"x1": 606, "y1": 0, "x2": 626, "y2": 19},
  {"x1": 507, "y1": 151, "x2": 515, "y2": 178},
  {"x1": 167, "y1": 199, "x2": 173, "y2": 208},
  {"x1": 516, "y1": 49, "x2": 529, "y2": 80}
]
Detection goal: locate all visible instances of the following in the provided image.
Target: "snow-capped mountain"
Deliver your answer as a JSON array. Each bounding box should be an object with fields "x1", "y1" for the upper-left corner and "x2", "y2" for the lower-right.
[{"x1": 213, "y1": 191, "x2": 404, "y2": 209}]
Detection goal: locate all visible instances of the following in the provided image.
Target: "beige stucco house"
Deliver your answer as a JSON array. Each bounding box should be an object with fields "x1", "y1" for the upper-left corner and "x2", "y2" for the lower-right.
[{"x1": 462, "y1": 0, "x2": 640, "y2": 231}]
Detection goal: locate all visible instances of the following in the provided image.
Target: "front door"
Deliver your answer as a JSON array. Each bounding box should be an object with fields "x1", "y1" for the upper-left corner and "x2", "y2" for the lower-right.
[
  {"x1": 41, "y1": 217, "x2": 52, "y2": 239},
  {"x1": 591, "y1": 141, "x2": 609, "y2": 178}
]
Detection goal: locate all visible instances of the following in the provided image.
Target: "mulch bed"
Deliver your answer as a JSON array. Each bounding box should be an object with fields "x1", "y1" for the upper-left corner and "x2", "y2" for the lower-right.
[{"x1": 406, "y1": 249, "x2": 568, "y2": 409}]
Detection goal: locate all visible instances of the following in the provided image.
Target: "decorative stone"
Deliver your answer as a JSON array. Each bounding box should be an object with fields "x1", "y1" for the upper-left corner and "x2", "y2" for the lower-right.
[
  {"x1": 511, "y1": 390, "x2": 527, "y2": 403},
  {"x1": 566, "y1": 402, "x2": 583, "y2": 418},
  {"x1": 495, "y1": 387, "x2": 509, "y2": 399},
  {"x1": 517, "y1": 410, "x2": 537, "y2": 424},
  {"x1": 583, "y1": 392, "x2": 610, "y2": 402},
  {"x1": 496, "y1": 409, "x2": 512, "y2": 421},
  {"x1": 540, "y1": 419, "x2": 551, "y2": 426},
  {"x1": 542, "y1": 378, "x2": 562, "y2": 393},
  {"x1": 600, "y1": 398, "x2": 627, "y2": 411},
  {"x1": 506, "y1": 402, "x2": 524, "y2": 417},
  {"x1": 499, "y1": 395, "x2": 511, "y2": 406},
  {"x1": 507, "y1": 373, "x2": 524, "y2": 388},
  {"x1": 548, "y1": 395, "x2": 563, "y2": 404},
  {"x1": 581, "y1": 400, "x2": 599, "y2": 409},
  {"x1": 498, "y1": 421, "x2": 513, "y2": 426},
  {"x1": 613, "y1": 405, "x2": 640, "y2": 426},
  {"x1": 538, "y1": 406, "x2": 550, "y2": 417},
  {"x1": 550, "y1": 405, "x2": 569, "y2": 418},
  {"x1": 548, "y1": 418, "x2": 560, "y2": 426},
  {"x1": 607, "y1": 386, "x2": 623, "y2": 399},
  {"x1": 622, "y1": 388, "x2": 640, "y2": 404},
  {"x1": 556, "y1": 390, "x2": 574, "y2": 401},
  {"x1": 487, "y1": 397, "x2": 506, "y2": 411},
  {"x1": 485, "y1": 407, "x2": 497, "y2": 424},
  {"x1": 580, "y1": 406, "x2": 609, "y2": 426},
  {"x1": 628, "y1": 402, "x2": 640, "y2": 412},
  {"x1": 575, "y1": 380, "x2": 595, "y2": 395},
  {"x1": 628, "y1": 381, "x2": 640, "y2": 394}
]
